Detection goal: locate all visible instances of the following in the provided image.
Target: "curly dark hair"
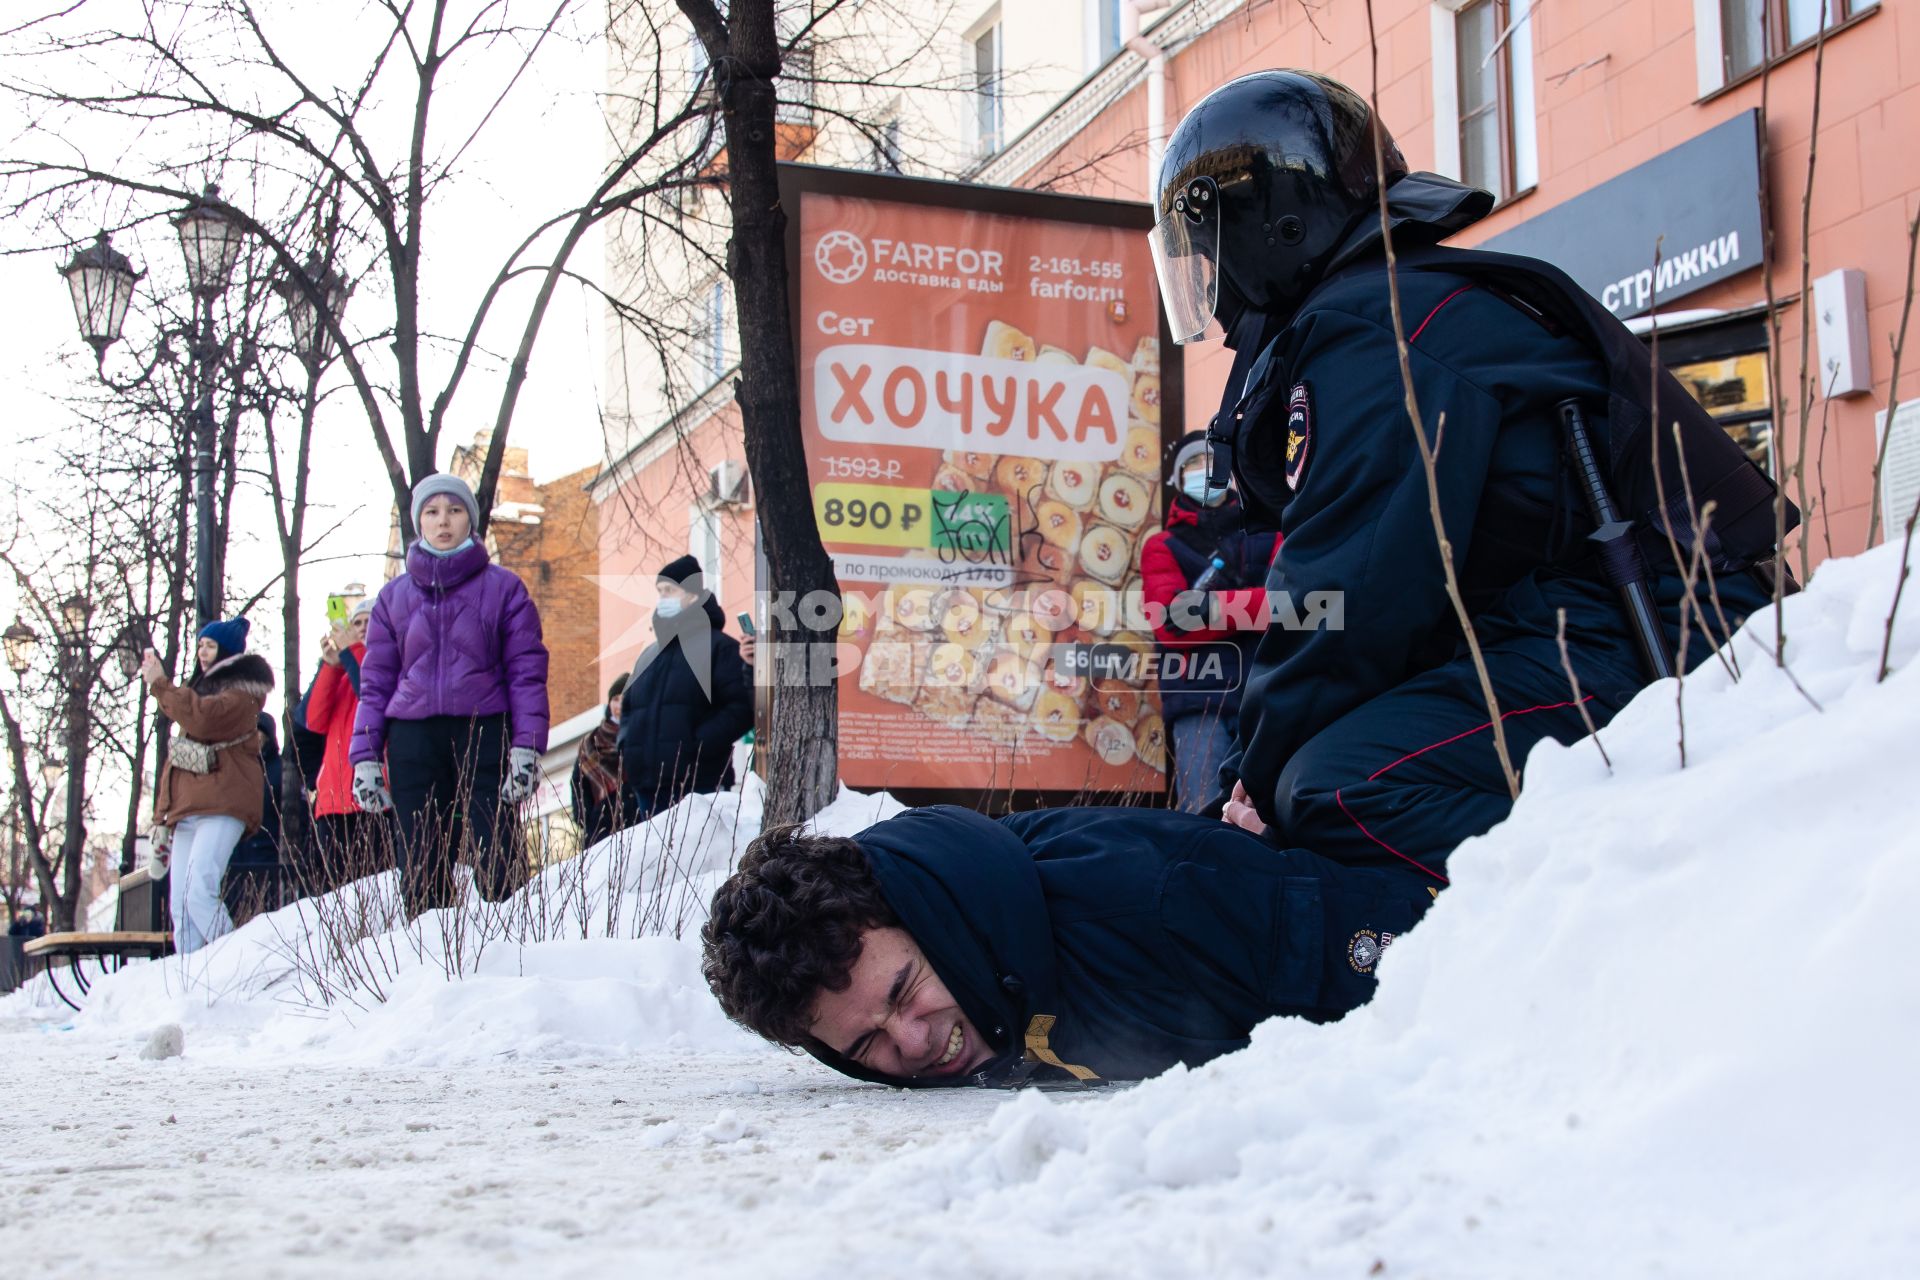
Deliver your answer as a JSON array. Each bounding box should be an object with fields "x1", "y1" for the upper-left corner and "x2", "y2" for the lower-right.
[{"x1": 701, "y1": 823, "x2": 900, "y2": 1047}]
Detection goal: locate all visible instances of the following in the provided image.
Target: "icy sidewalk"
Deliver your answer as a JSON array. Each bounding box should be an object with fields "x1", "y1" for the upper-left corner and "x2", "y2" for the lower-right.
[{"x1": 0, "y1": 1024, "x2": 1005, "y2": 1277}]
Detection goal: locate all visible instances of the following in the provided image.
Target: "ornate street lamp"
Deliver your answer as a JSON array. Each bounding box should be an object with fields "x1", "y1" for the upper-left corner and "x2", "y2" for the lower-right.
[
  {"x1": 112, "y1": 621, "x2": 147, "y2": 681},
  {"x1": 173, "y1": 185, "x2": 248, "y2": 630},
  {"x1": 58, "y1": 595, "x2": 89, "y2": 637},
  {"x1": 2, "y1": 617, "x2": 38, "y2": 677},
  {"x1": 60, "y1": 187, "x2": 250, "y2": 631},
  {"x1": 56, "y1": 233, "x2": 143, "y2": 367},
  {"x1": 274, "y1": 249, "x2": 352, "y2": 367},
  {"x1": 172, "y1": 184, "x2": 246, "y2": 300}
]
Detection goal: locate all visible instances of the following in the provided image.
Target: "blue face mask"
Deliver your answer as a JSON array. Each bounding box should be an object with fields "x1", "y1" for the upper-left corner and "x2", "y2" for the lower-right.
[
  {"x1": 656, "y1": 598, "x2": 685, "y2": 619},
  {"x1": 421, "y1": 535, "x2": 476, "y2": 558},
  {"x1": 1180, "y1": 473, "x2": 1214, "y2": 504}
]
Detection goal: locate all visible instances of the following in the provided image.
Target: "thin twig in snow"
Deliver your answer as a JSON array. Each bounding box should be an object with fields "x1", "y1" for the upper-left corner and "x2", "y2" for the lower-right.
[{"x1": 1554, "y1": 608, "x2": 1611, "y2": 772}]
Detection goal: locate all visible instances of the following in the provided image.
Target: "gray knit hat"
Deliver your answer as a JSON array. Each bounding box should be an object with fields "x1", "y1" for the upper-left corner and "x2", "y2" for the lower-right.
[
  {"x1": 348, "y1": 598, "x2": 375, "y2": 622},
  {"x1": 410, "y1": 472, "x2": 479, "y2": 531}
]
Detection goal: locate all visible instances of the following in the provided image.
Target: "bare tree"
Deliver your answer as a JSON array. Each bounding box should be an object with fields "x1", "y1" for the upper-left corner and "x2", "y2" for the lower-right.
[
  {"x1": 0, "y1": 0, "x2": 698, "y2": 540},
  {"x1": 0, "y1": 518, "x2": 148, "y2": 931}
]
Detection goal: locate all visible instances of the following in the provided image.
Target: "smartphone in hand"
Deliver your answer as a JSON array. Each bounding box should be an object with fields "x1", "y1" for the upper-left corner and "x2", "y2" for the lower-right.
[{"x1": 736, "y1": 611, "x2": 755, "y2": 635}]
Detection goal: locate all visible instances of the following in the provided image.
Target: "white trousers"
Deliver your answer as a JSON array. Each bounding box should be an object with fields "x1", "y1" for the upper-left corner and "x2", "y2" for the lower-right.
[{"x1": 168, "y1": 814, "x2": 245, "y2": 954}]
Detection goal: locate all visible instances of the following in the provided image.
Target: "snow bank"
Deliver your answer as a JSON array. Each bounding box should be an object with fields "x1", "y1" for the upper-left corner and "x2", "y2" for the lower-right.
[
  {"x1": 1, "y1": 775, "x2": 905, "y2": 1068},
  {"x1": 780, "y1": 543, "x2": 1920, "y2": 1277}
]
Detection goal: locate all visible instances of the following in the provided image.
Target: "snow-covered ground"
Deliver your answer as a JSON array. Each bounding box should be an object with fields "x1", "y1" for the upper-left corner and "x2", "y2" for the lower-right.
[{"x1": 5, "y1": 542, "x2": 1919, "y2": 1277}]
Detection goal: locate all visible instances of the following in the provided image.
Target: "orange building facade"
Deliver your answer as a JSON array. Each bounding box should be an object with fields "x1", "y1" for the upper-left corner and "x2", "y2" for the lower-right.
[{"x1": 982, "y1": 0, "x2": 1916, "y2": 568}]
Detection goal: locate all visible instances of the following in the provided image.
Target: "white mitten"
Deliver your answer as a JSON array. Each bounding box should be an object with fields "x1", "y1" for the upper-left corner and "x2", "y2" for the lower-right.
[
  {"x1": 144, "y1": 824, "x2": 173, "y2": 880},
  {"x1": 500, "y1": 746, "x2": 541, "y2": 805},
  {"x1": 352, "y1": 759, "x2": 394, "y2": 814}
]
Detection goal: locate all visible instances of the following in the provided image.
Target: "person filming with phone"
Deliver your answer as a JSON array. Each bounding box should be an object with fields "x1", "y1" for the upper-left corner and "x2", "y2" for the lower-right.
[
  {"x1": 617, "y1": 555, "x2": 753, "y2": 823},
  {"x1": 301, "y1": 597, "x2": 391, "y2": 890}
]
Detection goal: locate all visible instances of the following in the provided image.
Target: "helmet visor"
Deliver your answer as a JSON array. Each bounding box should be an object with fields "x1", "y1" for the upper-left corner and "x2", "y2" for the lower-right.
[{"x1": 1150, "y1": 205, "x2": 1220, "y2": 345}]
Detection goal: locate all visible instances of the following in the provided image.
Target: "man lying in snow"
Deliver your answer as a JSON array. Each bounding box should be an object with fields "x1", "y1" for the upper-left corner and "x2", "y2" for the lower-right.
[{"x1": 702, "y1": 805, "x2": 1435, "y2": 1088}]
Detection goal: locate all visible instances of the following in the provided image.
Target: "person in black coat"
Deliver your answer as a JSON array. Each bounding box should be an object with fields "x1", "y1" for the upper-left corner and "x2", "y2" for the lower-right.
[
  {"x1": 702, "y1": 804, "x2": 1435, "y2": 1088},
  {"x1": 618, "y1": 555, "x2": 753, "y2": 820}
]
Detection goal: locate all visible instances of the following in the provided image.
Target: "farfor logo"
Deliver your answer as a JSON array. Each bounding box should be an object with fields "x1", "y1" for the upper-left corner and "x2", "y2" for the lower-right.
[{"x1": 814, "y1": 230, "x2": 867, "y2": 284}]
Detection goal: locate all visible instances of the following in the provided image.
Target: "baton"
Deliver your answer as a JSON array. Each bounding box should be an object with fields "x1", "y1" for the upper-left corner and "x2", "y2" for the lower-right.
[{"x1": 1558, "y1": 399, "x2": 1675, "y2": 683}]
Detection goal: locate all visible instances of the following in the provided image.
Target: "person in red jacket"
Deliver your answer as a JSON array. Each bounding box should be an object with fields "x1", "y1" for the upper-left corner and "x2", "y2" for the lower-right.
[
  {"x1": 301, "y1": 600, "x2": 390, "y2": 892},
  {"x1": 1139, "y1": 432, "x2": 1280, "y2": 812}
]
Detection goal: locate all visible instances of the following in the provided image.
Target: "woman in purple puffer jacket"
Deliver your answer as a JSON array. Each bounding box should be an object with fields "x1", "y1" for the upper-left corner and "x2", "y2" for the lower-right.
[{"x1": 350, "y1": 472, "x2": 550, "y2": 916}]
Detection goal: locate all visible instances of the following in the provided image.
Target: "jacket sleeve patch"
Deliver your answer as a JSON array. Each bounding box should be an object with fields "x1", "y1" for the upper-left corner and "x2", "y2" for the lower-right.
[{"x1": 1285, "y1": 382, "x2": 1312, "y2": 492}]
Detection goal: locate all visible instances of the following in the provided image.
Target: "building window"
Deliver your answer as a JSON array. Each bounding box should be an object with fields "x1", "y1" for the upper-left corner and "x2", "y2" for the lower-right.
[
  {"x1": 690, "y1": 505, "x2": 723, "y2": 600},
  {"x1": 1656, "y1": 315, "x2": 1776, "y2": 476},
  {"x1": 870, "y1": 117, "x2": 902, "y2": 173},
  {"x1": 778, "y1": 44, "x2": 815, "y2": 124},
  {"x1": 702, "y1": 279, "x2": 728, "y2": 383},
  {"x1": 1673, "y1": 352, "x2": 1774, "y2": 472},
  {"x1": 974, "y1": 23, "x2": 1003, "y2": 155},
  {"x1": 1456, "y1": 0, "x2": 1515, "y2": 201},
  {"x1": 687, "y1": 23, "x2": 710, "y2": 96},
  {"x1": 1089, "y1": 0, "x2": 1122, "y2": 67},
  {"x1": 1430, "y1": 0, "x2": 1536, "y2": 202},
  {"x1": 1705, "y1": 1, "x2": 1876, "y2": 90}
]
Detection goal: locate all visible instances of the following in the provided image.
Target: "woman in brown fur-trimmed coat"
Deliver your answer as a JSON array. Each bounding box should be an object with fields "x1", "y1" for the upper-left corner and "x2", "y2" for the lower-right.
[{"x1": 140, "y1": 618, "x2": 274, "y2": 953}]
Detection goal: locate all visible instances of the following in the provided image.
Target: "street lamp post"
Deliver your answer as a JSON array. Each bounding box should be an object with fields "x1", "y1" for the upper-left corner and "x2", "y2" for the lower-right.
[
  {"x1": 60, "y1": 190, "x2": 348, "y2": 636},
  {"x1": 60, "y1": 188, "x2": 247, "y2": 632},
  {"x1": 172, "y1": 186, "x2": 246, "y2": 631}
]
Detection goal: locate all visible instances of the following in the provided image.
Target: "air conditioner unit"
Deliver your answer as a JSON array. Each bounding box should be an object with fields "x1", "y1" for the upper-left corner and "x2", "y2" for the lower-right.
[{"x1": 708, "y1": 459, "x2": 750, "y2": 506}]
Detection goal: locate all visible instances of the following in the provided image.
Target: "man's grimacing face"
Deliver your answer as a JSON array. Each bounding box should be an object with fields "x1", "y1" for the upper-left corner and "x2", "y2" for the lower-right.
[{"x1": 808, "y1": 926, "x2": 996, "y2": 1081}]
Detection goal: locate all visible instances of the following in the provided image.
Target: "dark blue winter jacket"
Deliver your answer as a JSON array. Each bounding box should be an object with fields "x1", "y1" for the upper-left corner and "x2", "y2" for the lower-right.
[
  {"x1": 812, "y1": 805, "x2": 1436, "y2": 1088},
  {"x1": 1216, "y1": 175, "x2": 1787, "y2": 818}
]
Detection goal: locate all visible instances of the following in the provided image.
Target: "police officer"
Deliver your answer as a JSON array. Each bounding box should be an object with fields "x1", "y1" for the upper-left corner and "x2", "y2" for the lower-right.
[{"x1": 1150, "y1": 71, "x2": 1794, "y2": 888}]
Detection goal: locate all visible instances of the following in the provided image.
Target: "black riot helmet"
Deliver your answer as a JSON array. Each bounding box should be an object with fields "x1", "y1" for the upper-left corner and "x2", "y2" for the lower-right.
[{"x1": 1151, "y1": 70, "x2": 1407, "y2": 342}]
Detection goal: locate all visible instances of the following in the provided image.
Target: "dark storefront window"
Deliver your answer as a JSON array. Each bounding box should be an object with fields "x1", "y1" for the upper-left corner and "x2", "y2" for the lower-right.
[
  {"x1": 1456, "y1": 0, "x2": 1515, "y2": 202},
  {"x1": 1721, "y1": 0, "x2": 1867, "y2": 82},
  {"x1": 1656, "y1": 315, "x2": 1775, "y2": 475}
]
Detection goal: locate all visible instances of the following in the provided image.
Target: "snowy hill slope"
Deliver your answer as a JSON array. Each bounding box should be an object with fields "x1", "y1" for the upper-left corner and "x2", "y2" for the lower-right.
[
  {"x1": 1, "y1": 777, "x2": 902, "y2": 1066},
  {"x1": 678, "y1": 542, "x2": 1919, "y2": 1277}
]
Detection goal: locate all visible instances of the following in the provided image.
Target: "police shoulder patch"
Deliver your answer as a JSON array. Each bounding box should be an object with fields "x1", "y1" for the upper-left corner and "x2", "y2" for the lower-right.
[{"x1": 1285, "y1": 382, "x2": 1312, "y2": 492}]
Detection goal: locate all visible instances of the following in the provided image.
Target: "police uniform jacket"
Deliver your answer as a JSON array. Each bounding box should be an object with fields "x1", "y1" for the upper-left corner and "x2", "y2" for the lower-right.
[{"x1": 1218, "y1": 173, "x2": 1786, "y2": 811}]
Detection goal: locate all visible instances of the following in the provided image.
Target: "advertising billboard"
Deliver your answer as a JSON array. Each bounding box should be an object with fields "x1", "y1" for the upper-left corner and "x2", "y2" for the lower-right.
[{"x1": 782, "y1": 166, "x2": 1177, "y2": 799}]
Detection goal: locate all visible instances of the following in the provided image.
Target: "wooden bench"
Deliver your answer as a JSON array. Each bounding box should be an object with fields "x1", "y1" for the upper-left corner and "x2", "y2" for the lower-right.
[{"x1": 22, "y1": 930, "x2": 172, "y2": 1010}]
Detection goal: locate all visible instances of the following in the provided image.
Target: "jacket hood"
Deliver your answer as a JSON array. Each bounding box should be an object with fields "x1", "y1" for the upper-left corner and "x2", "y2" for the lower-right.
[
  {"x1": 809, "y1": 806, "x2": 1058, "y2": 1088},
  {"x1": 1323, "y1": 170, "x2": 1494, "y2": 275},
  {"x1": 405, "y1": 537, "x2": 492, "y2": 592},
  {"x1": 188, "y1": 651, "x2": 276, "y2": 700}
]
